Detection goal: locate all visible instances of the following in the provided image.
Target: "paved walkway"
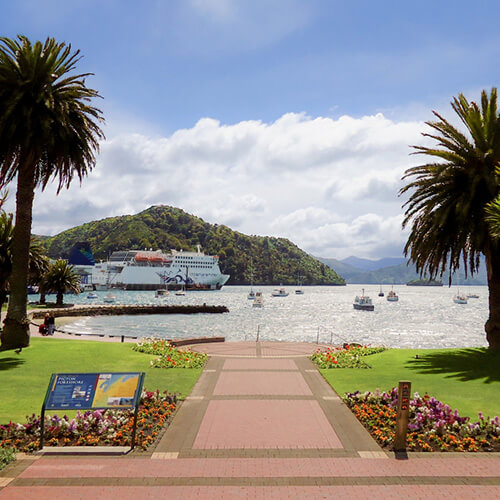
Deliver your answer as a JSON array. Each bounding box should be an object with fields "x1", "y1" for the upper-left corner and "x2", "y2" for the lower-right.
[{"x1": 1, "y1": 342, "x2": 500, "y2": 499}]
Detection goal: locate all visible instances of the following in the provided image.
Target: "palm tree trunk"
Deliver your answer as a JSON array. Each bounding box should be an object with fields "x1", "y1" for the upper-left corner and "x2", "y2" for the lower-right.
[
  {"x1": 485, "y1": 244, "x2": 500, "y2": 350},
  {"x1": 56, "y1": 291, "x2": 63, "y2": 306},
  {"x1": 0, "y1": 164, "x2": 36, "y2": 351}
]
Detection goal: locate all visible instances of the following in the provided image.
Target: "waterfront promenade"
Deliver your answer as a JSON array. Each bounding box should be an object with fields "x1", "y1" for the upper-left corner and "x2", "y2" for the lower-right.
[{"x1": 1, "y1": 341, "x2": 499, "y2": 499}]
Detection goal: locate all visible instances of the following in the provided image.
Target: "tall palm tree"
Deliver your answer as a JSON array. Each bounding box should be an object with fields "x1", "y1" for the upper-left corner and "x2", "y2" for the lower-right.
[
  {"x1": 43, "y1": 259, "x2": 80, "y2": 306},
  {"x1": 0, "y1": 36, "x2": 104, "y2": 351},
  {"x1": 401, "y1": 88, "x2": 500, "y2": 350}
]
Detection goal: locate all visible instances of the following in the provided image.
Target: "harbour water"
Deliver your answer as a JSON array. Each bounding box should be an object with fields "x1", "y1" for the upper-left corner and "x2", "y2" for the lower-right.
[{"x1": 46, "y1": 284, "x2": 489, "y2": 349}]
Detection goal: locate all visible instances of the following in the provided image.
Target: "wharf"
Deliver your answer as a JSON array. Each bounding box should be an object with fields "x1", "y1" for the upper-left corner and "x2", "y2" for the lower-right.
[{"x1": 30, "y1": 304, "x2": 229, "y2": 320}]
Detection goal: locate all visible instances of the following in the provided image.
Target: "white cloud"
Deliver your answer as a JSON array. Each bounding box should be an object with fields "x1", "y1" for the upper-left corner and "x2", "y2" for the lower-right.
[{"x1": 10, "y1": 111, "x2": 431, "y2": 259}]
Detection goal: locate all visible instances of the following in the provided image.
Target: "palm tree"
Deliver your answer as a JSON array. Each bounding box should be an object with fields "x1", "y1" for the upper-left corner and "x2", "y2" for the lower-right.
[
  {"x1": 0, "y1": 210, "x2": 13, "y2": 314},
  {"x1": 401, "y1": 88, "x2": 500, "y2": 350},
  {"x1": 0, "y1": 36, "x2": 104, "y2": 351},
  {"x1": 0, "y1": 211, "x2": 50, "y2": 312},
  {"x1": 43, "y1": 259, "x2": 80, "y2": 306}
]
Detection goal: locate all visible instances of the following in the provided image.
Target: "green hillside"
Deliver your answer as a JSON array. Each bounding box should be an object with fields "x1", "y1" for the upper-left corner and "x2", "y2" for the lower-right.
[{"x1": 45, "y1": 205, "x2": 345, "y2": 285}]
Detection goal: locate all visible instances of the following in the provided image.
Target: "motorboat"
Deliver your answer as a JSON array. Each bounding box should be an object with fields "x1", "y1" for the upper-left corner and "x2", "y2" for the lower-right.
[
  {"x1": 295, "y1": 289, "x2": 304, "y2": 295},
  {"x1": 155, "y1": 289, "x2": 169, "y2": 297},
  {"x1": 467, "y1": 294, "x2": 479, "y2": 299},
  {"x1": 103, "y1": 292, "x2": 116, "y2": 303},
  {"x1": 353, "y1": 289, "x2": 374, "y2": 311},
  {"x1": 253, "y1": 291, "x2": 264, "y2": 308},
  {"x1": 453, "y1": 291, "x2": 467, "y2": 304},
  {"x1": 87, "y1": 292, "x2": 98, "y2": 299},
  {"x1": 378, "y1": 286, "x2": 384, "y2": 297},
  {"x1": 387, "y1": 286, "x2": 399, "y2": 302},
  {"x1": 272, "y1": 288, "x2": 289, "y2": 297},
  {"x1": 248, "y1": 289, "x2": 256, "y2": 300}
]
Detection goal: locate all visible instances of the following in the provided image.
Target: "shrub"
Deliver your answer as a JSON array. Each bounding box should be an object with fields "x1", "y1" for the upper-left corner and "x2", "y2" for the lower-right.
[
  {"x1": 133, "y1": 338, "x2": 208, "y2": 368},
  {"x1": 344, "y1": 388, "x2": 500, "y2": 452},
  {"x1": 0, "y1": 446, "x2": 15, "y2": 470},
  {"x1": 311, "y1": 345, "x2": 386, "y2": 369}
]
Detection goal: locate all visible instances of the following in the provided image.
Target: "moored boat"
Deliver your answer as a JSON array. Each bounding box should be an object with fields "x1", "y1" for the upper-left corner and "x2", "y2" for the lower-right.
[
  {"x1": 353, "y1": 289, "x2": 374, "y2": 311},
  {"x1": 103, "y1": 292, "x2": 116, "y2": 303},
  {"x1": 453, "y1": 290, "x2": 467, "y2": 304},
  {"x1": 387, "y1": 286, "x2": 398, "y2": 302},
  {"x1": 272, "y1": 287, "x2": 289, "y2": 297},
  {"x1": 253, "y1": 291, "x2": 264, "y2": 308}
]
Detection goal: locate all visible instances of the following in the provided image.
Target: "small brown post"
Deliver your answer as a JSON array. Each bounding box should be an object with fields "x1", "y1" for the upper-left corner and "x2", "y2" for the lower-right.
[{"x1": 394, "y1": 380, "x2": 411, "y2": 452}]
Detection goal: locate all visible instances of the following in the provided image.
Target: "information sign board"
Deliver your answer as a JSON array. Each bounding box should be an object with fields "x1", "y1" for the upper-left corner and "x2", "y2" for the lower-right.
[
  {"x1": 45, "y1": 372, "x2": 143, "y2": 410},
  {"x1": 40, "y1": 372, "x2": 145, "y2": 450}
]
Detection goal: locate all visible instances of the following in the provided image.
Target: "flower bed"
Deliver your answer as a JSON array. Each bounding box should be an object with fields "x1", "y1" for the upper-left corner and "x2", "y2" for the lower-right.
[
  {"x1": 0, "y1": 390, "x2": 176, "y2": 453},
  {"x1": 311, "y1": 345, "x2": 386, "y2": 368},
  {"x1": 344, "y1": 388, "x2": 500, "y2": 452},
  {"x1": 132, "y1": 338, "x2": 208, "y2": 368}
]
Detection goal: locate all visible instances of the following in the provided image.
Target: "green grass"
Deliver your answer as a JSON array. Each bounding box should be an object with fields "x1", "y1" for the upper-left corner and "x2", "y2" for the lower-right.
[
  {"x1": 0, "y1": 338, "x2": 203, "y2": 423},
  {"x1": 320, "y1": 348, "x2": 500, "y2": 419}
]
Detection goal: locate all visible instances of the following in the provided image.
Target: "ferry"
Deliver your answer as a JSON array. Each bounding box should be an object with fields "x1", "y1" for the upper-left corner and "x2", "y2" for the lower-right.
[{"x1": 91, "y1": 245, "x2": 230, "y2": 291}]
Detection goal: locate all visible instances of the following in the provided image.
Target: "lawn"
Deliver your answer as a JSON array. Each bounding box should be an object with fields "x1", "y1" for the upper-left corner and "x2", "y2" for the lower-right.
[
  {"x1": 0, "y1": 338, "x2": 203, "y2": 423},
  {"x1": 320, "y1": 348, "x2": 500, "y2": 419}
]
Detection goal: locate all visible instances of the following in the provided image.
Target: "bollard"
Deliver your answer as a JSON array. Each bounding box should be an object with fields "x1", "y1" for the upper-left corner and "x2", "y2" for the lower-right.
[
  {"x1": 121, "y1": 335, "x2": 125, "y2": 343},
  {"x1": 394, "y1": 380, "x2": 411, "y2": 453}
]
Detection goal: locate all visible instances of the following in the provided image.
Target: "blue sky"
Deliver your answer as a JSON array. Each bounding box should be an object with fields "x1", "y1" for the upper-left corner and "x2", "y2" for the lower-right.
[{"x1": 2, "y1": 0, "x2": 500, "y2": 258}]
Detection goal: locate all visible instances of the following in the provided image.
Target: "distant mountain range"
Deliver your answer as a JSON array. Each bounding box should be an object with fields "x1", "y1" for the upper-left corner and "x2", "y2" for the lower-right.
[{"x1": 317, "y1": 256, "x2": 488, "y2": 285}]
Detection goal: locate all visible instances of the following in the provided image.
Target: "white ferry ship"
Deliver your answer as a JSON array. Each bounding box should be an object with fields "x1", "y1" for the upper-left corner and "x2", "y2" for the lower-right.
[{"x1": 91, "y1": 246, "x2": 230, "y2": 291}]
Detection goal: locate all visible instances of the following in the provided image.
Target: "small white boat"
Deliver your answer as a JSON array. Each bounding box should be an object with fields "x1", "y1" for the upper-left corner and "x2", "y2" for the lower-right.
[
  {"x1": 378, "y1": 286, "x2": 384, "y2": 297},
  {"x1": 155, "y1": 289, "x2": 169, "y2": 297},
  {"x1": 295, "y1": 289, "x2": 304, "y2": 295},
  {"x1": 453, "y1": 291, "x2": 467, "y2": 304},
  {"x1": 387, "y1": 286, "x2": 398, "y2": 302},
  {"x1": 248, "y1": 289, "x2": 256, "y2": 300},
  {"x1": 248, "y1": 259, "x2": 256, "y2": 299},
  {"x1": 253, "y1": 291, "x2": 264, "y2": 308},
  {"x1": 353, "y1": 289, "x2": 374, "y2": 311},
  {"x1": 87, "y1": 292, "x2": 98, "y2": 299},
  {"x1": 272, "y1": 287, "x2": 289, "y2": 297},
  {"x1": 103, "y1": 292, "x2": 116, "y2": 303},
  {"x1": 175, "y1": 287, "x2": 186, "y2": 296}
]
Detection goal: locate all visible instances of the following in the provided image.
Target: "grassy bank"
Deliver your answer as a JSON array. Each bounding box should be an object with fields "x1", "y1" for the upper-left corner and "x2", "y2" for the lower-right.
[
  {"x1": 320, "y1": 348, "x2": 500, "y2": 418},
  {"x1": 0, "y1": 338, "x2": 203, "y2": 423}
]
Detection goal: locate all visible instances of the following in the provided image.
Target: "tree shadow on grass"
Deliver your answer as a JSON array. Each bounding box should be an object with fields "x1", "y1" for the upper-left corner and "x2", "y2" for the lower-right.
[
  {"x1": 405, "y1": 348, "x2": 500, "y2": 383},
  {"x1": 0, "y1": 356, "x2": 25, "y2": 371}
]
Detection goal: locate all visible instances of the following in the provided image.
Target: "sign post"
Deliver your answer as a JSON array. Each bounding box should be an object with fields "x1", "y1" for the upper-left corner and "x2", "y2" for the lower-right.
[
  {"x1": 40, "y1": 372, "x2": 145, "y2": 451},
  {"x1": 394, "y1": 380, "x2": 411, "y2": 453}
]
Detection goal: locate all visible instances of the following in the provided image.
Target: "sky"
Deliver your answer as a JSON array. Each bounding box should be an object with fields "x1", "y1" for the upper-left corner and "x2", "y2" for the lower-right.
[{"x1": 2, "y1": 0, "x2": 500, "y2": 259}]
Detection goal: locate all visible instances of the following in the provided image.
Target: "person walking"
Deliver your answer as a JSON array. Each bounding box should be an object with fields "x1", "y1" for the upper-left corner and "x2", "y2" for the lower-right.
[{"x1": 47, "y1": 313, "x2": 55, "y2": 336}]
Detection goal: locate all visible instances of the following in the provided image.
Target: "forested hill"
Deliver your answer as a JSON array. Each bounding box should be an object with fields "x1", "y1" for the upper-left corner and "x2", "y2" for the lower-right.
[{"x1": 44, "y1": 205, "x2": 345, "y2": 285}]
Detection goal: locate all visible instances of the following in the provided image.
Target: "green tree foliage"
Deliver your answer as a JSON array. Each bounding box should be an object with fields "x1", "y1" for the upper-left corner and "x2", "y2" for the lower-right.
[
  {"x1": 44, "y1": 205, "x2": 345, "y2": 285},
  {"x1": 0, "y1": 36, "x2": 104, "y2": 351},
  {"x1": 0, "y1": 207, "x2": 49, "y2": 312},
  {"x1": 401, "y1": 89, "x2": 500, "y2": 349},
  {"x1": 43, "y1": 259, "x2": 80, "y2": 306}
]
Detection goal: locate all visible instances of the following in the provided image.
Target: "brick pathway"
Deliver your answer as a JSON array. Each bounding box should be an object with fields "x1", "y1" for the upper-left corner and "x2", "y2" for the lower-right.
[{"x1": 1, "y1": 341, "x2": 499, "y2": 499}]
